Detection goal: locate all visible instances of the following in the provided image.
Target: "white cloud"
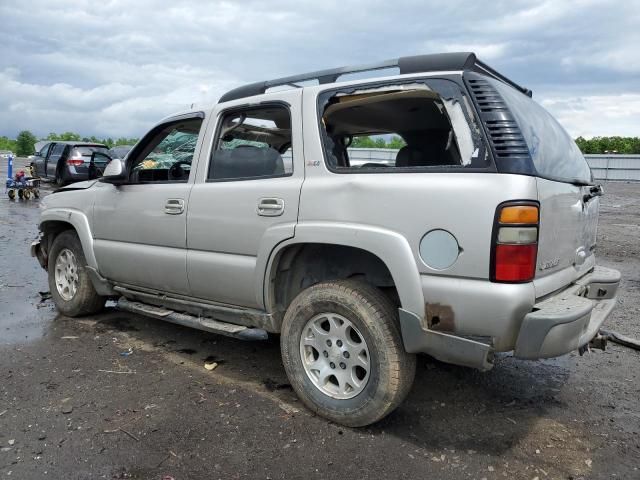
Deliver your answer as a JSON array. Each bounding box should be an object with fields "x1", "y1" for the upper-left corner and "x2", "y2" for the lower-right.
[
  {"x1": 541, "y1": 93, "x2": 640, "y2": 138},
  {"x1": 0, "y1": 0, "x2": 637, "y2": 139}
]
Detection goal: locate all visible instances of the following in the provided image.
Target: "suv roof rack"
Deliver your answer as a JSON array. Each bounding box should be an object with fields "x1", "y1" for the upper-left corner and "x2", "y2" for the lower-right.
[{"x1": 218, "y1": 52, "x2": 531, "y2": 103}]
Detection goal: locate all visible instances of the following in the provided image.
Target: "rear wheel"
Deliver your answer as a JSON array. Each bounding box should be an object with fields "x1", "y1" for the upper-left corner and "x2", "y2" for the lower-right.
[
  {"x1": 54, "y1": 166, "x2": 67, "y2": 187},
  {"x1": 7, "y1": 189, "x2": 15, "y2": 200},
  {"x1": 280, "y1": 279, "x2": 415, "y2": 427},
  {"x1": 48, "y1": 230, "x2": 106, "y2": 316}
]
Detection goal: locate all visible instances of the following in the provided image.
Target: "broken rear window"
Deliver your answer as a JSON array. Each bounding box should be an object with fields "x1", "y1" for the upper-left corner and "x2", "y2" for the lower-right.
[{"x1": 318, "y1": 79, "x2": 486, "y2": 171}]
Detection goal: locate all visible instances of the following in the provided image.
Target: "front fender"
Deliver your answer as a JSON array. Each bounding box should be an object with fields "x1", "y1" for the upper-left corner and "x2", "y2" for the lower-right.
[
  {"x1": 40, "y1": 208, "x2": 98, "y2": 270},
  {"x1": 262, "y1": 222, "x2": 425, "y2": 318}
]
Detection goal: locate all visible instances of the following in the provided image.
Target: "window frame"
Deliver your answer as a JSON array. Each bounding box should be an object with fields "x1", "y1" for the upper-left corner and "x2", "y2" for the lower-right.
[
  {"x1": 124, "y1": 113, "x2": 205, "y2": 185},
  {"x1": 316, "y1": 75, "x2": 494, "y2": 175},
  {"x1": 206, "y1": 101, "x2": 294, "y2": 183}
]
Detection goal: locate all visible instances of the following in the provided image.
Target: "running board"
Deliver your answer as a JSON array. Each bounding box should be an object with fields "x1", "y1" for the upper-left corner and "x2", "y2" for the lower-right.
[{"x1": 117, "y1": 297, "x2": 268, "y2": 341}]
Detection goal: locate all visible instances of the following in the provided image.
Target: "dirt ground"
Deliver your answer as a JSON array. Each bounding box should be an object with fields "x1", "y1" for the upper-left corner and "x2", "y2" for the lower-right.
[{"x1": 1, "y1": 158, "x2": 638, "y2": 480}]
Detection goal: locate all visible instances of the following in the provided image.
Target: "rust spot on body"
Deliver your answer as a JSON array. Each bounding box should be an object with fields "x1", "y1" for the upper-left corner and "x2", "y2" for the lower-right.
[{"x1": 426, "y1": 303, "x2": 455, "y2": 331}]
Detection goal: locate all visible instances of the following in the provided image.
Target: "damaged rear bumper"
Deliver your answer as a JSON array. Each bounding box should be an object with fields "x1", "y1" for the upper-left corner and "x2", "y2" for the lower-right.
[{"x1": 514, "y1": 266, "x2": 620, "y2": 359}]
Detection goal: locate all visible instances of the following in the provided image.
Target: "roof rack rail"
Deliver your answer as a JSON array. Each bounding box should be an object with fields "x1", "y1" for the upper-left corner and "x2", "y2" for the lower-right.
[{"x1": 218, "y1": 52, "x2": 531, "y2": 103}]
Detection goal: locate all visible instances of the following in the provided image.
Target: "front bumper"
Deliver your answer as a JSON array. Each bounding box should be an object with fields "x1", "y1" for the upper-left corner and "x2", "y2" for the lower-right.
[
  {"x1": 514, "y1": 266, "x2": 620, "y2": 359},
  {"x1": 31, "y1": 238, "x2": 47, "y2": 269}
]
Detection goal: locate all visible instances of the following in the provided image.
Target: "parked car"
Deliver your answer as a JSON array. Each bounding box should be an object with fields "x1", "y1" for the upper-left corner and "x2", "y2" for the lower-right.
[
  {"x1": 31, "y1": 52, "x2": 620, "y2": 426},
  {"x1": 30, "y1": 141, "x2": 112, "y2": 186},
  {"x1": 0, "y1": 150, "x2": 14, "y2": 159}
]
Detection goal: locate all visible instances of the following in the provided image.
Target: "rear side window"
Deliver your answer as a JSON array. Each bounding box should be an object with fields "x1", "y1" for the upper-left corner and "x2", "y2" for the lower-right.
[
  {"x1": 72, "y1": 146, "x2": 110, "y2": 158},
  {"x1": 318, "y1": 79, "x2": 486, "y2": 172},
  {"x1": 489, "y1": 79, "x2": 592, "y2": 184},
  {"x1": 51, "y1": 143, "x2": 66, "y2": 156},
  {"x1": 208, "y1": 105, "x2": 293, "y2": 181}
]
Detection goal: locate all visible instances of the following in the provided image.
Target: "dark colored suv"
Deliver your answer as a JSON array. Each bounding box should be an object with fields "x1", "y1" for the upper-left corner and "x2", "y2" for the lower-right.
[{"x1": 31, "y1": 141, "x2": 112, "y2": 186}]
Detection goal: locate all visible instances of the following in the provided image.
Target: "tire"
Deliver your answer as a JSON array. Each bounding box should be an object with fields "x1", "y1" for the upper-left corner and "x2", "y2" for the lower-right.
[
  {"x1": 54, "y1": 169, "x2": 65, "y2": 187},
  {"x1": 7, "y1": 189, "x2": 15, "y2": 200},
  {"x1": 18, "y1": 189, "x2": 24, "y2": 199},
  {"x1": 23, "y1": 189, "x2": 31, "y2": 200},
  {"x1": 48, "y1": 230, "x2": 106, "y2": 317},
  {"x1": 280, "y1": 279, "x2": 416, "y2": 427}
]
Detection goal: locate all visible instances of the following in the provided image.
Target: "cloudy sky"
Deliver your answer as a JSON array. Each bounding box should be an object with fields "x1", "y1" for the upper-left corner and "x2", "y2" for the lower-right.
[{"x1": 1, "y1": 0, "x2": 638, "y2": 140}]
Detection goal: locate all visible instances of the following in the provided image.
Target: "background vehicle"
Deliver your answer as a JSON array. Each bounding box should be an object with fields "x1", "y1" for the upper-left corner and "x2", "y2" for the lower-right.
[
  {"x1": 32, "y1": 52, "x2": 620, "y2": 426},
  {"x1": 108, "y1": 145, "x2": 134, "y2": 160},
  {"x1": 0, "y1": 150, "x2": 14, "y2": 159},
  {"x1": 31, "y1": 141, "x2": 111, "y2": 186}
]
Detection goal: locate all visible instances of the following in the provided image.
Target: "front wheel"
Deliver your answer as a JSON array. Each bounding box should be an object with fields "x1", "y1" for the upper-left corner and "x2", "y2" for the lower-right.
[
  {"x1": 48, "y1": 230, "x2": 106, "y2": 316},
  {"x1": 280, "y1": 279, "x2": 416, "y2": 427}
]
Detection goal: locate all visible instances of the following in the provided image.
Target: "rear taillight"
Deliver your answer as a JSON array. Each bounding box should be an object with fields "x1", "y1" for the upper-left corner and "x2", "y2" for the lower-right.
[
  {"x1": 491, "y1": 203, "x2": 539, "y2": 283},
  {"x1": 66, "y1": 158, "x2": 83, "y2": 166}
]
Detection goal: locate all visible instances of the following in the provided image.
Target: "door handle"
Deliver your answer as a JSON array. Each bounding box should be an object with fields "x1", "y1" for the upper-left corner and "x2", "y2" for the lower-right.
[
  {"x1": 164, "y1": 198, "x2": 185, "y2": 215},
  {"x1": 257, "y1": 198, "x2": 284, "y2": 217}
]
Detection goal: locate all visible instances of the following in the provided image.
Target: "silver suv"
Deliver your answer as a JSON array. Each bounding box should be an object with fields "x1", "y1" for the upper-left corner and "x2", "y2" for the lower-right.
[{"x1": 32, "y1": 52, "x2": 621, "y2": 426}]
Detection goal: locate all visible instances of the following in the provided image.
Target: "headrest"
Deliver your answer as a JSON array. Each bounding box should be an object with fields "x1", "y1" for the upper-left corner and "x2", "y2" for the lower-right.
[
  {"x1": 395, "y1": 146, "x2": 423, "y2": 167},
  {"x1": 212, "y1": 145, "x2": 284, "y2": 179}
]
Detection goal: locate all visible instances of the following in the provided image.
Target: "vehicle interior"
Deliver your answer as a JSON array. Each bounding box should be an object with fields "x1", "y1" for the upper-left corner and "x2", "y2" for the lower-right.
[
  {"x1": 130, "y1": 119, "x2": 203, "y2": 183},
  {"x1": 209, "y1": 106, "x2": 293, "y2": 180},
  {"x1": 322, "y1": 89, "x2": 463, "y2": 169}
]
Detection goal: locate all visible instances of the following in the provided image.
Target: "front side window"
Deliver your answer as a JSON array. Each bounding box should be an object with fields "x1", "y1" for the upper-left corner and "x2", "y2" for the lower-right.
[
  {"x1": 39, "y1": 143, "x2": 51, "y2": 157},
  {"x1": 318, "y1": 79, "x2": 485, "y2": 172},
  {"x1": 208, "y1": 105, "x2": 293, "y2": 181},
  {"x1": 129, "y1": 118, "x2": 203, "y2": 183}
]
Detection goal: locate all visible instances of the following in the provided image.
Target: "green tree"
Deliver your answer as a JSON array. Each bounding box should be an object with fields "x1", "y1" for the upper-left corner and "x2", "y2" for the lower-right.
[
  {"x1": 0, "y1": 136, "x2": 17, "y2": 152},
  {"x1": 15, "y1": 130, "x2": 37, "y2": 156}
]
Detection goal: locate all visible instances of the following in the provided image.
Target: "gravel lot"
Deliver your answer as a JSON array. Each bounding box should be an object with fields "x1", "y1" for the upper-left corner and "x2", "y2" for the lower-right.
[{"x1": 1, "y1": 158, "x2": 639, "y2": 479}]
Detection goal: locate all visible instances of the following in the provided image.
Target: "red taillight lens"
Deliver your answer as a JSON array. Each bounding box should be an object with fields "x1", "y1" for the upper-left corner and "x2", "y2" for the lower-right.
[
  {"x1": 494, "y1": 244, "x2": 537, "y2": 282},
  {"x1": 67, "y1": 159, "x2": 83, "y2": 166},
  {"x1": 492, "y1": 202, "x2": 539, "y2": 283}
]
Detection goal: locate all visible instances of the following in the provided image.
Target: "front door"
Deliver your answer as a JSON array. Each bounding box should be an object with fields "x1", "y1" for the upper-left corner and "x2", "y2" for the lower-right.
[
  {"x1": 33, "y1": 143, "x2": 52, "y2": 177},
  {"x1": 187, "y1": 91, "x2": 304, "y2": 309},
  {"x1": 92, "y1": 114, "x2": 206, "y2": 295}
]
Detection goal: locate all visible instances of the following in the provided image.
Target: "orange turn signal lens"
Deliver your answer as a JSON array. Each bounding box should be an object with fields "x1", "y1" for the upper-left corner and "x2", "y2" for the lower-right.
[{"x1": 499, "y1": 205, "x2": 539, "y2": 224}]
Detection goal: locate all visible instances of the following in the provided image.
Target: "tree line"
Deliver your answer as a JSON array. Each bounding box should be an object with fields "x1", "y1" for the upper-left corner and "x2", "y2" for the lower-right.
[
  {"x1": 1, "y1": 130, "x2": 639, "y2": 157},
  {"x1": 0, "y1": 131, "x2": 140, "y2": 157}
]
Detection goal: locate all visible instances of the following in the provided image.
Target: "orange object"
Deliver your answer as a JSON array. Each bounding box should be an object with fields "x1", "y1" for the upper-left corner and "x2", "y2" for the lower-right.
[{"x1": 499, "y1": 205, "x2": 539, "y2": 224}]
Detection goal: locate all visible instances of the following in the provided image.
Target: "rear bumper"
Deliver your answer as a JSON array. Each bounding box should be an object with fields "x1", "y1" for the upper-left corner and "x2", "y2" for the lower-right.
[
  {"x1": 514, "y1": 266, "x2": 620, "y2": 359},
  {"x1": 399, "y1": 265, "x2": 620, "y2": 370}
]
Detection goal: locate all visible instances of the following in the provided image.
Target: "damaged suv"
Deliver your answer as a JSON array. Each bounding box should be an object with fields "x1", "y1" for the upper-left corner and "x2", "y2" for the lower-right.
[{"x1": 32, "y1": 52, "x2": 620, "y2": 426}]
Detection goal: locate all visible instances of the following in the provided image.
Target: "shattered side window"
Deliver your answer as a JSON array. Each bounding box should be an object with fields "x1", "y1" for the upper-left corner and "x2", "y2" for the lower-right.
[{"x1": 318, "y1": 78, "x2": 486, "y2": 171}]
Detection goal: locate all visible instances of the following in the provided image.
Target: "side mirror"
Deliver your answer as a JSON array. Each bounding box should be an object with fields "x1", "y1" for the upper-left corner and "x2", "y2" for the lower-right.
[
  {"x1": 100, "y1": 158, "x2": 126, "y2": 184},
  {"x1": 34, "y1": 151, "x2": 42, "y2": 157}
]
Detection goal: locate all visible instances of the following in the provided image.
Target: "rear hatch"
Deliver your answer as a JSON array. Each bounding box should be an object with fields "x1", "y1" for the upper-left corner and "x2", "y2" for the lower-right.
[
  {"x1": 487, "y1": 79, "x2": 598, "y2": 298},
  {"x1": 71, "y1": 145, "x2": 111, "y2": 174},
  {"x1": 536, "y1": 179, "x2": 599, "y2": 296}
]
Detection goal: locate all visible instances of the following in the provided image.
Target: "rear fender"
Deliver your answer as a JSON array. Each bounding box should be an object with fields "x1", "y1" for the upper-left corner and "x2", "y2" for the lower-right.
[{"x1": 263, "y1": 222, "x2": 425, "y2": 318}]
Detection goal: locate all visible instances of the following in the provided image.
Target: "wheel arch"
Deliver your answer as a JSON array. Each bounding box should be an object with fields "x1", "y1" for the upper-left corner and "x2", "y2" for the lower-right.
[
  {"x1": 262, "y1": 222, "x2": 425, "y2": 329},
  {"x1": 40, "y1": 208, "x2": 98, "y2": 270}
]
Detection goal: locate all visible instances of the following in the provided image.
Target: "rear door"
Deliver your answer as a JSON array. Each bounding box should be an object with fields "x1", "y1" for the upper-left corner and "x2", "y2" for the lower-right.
[
  {"x1": 186, "y1": 91, "x2": 304, "y2": 309},
  {"x1": 489, "y1": 79, "x2": 597, "y2": 297},
  {"x1": 46, "y1": 143, "x2": 67, "y2": 178}
]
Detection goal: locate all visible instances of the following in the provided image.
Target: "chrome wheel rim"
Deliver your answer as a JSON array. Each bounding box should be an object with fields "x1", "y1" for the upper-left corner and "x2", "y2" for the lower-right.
[
  {"x1": 54, "y1": 248, "x2": 79, "y2": 301},
  {"x1": 300, "y1": 312, "x2": 371, "y2": 400}
]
